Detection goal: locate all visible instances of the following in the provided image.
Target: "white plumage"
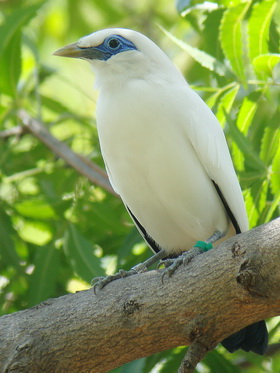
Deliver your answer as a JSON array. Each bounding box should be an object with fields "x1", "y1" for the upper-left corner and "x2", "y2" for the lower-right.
[
  {"x1": 54, "y1": 27, "x2": 269, "y2": 357},
  {"x1": 54, "y1": 28, "x2": 248, "y2": 255}
]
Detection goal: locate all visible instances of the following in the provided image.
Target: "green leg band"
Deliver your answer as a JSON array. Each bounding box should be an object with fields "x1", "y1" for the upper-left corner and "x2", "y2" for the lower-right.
[{"x1": 194, "y1": 241, "x2": 213, "y2": 252}]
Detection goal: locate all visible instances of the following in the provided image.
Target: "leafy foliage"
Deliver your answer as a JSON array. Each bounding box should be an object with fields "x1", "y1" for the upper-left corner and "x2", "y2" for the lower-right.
[{"x1": 0, "y1": 0, "x2": 280, "y2": 372}]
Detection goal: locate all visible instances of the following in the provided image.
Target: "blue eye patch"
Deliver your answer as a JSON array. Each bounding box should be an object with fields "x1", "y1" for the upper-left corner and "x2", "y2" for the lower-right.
[{"x1": 79, "y1": 35, "x2": 138, "y2": 61}]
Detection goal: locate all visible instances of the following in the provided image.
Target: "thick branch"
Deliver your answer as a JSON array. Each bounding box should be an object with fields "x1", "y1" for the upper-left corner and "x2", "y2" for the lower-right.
[
  {"x1": 1, "y1": 218, "x2": 280, "y2": 373},
  {"x1": 17, "y1": 110, "x2": 117, "y2": 196}
]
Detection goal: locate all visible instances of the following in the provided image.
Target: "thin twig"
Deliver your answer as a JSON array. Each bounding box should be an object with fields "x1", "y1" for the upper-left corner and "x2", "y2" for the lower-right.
[
  {"x1": 0, "y1": 126, "x2": 27, "y2": 139},
  {"x1": 17, "y1": 110, "x2": 117, "y2": 196},
  {"x1": 178, "y1": 342, "x2": 210, "y2": 373}
]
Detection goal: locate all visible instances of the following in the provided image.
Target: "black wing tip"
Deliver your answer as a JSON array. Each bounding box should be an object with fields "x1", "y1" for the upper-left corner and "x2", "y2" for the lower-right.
[
  {"x1": 126, "y1": 205, "x2": 161, "y2": 254},
  {"x1": 221, "y1": 320, "x2": 268, "y2": 355},
  {"x1": 212, "y1": 180, "x2": 241, "y2": 234}
]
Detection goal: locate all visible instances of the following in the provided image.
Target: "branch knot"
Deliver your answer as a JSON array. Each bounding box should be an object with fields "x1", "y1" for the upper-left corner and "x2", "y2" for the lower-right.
[
  {"x1": 123, "y1": 299, "x2": 141, "y2": 315},
  {"x1": 237, "y1": 258, "x2": 268, "y2": 297}
]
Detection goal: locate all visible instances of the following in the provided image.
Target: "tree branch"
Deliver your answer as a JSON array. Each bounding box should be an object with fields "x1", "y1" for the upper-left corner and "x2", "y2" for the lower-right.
[
  {"x1": 0, "y1": 125, "x2": 27, "y2": 139},
  {"x1": 1, "y1": 218, "x2": 280, "y2": 373},
  {"x1": 16, "y1": 110, "x2": 117, "y2": 196}
]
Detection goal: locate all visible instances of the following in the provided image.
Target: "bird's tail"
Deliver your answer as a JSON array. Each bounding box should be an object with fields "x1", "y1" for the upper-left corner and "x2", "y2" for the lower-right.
[{"x1": 221, "y1": 320, "x2": 268, "y2": 355}]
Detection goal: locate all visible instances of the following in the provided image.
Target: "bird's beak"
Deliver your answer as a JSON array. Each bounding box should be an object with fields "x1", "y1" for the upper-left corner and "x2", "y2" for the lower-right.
[
  {"x1": 53, "y1": 43, "x2": 109, "y2": 60},
  {"x1": 53, "y1": 43, "x2": 84, "y2": 58}
]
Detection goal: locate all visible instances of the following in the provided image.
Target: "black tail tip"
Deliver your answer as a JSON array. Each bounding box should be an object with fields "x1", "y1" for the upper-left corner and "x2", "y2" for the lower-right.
[{"x1": 221, "y1": 320, "x2": 268, "y2": 355}]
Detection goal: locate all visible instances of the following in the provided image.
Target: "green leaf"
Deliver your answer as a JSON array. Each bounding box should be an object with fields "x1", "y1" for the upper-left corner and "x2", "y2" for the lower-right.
[
  {"x1": 231, "y1": 92, "x2": 261, "y2": 171},
  {"x1": 159, "y1": 349, "x2": 186, "y2": 373},
  {"x1": 14, "y1": 197, "x2": 57, "y2": 219},
  {"x1": 117, "y1": 358, "x2": 145, "y2": 373},
  {"x1": 244, "y1": 189, "x2": 259, "y2": 228},
  {"x1": 260, "y1": 121, "x2": 280, "y2": 165},
  {"x1": 252, "y1": 53, "x2": 280, "y2": 79},
  {"x1": 142, "y1": 350, "x2": 172, "y2": 373},
  {"x1": 40, "y1": 95, "x2": 73, "y2": 114},
  {"x1": 219, "y1": 1, "x2": 251, "y2": 82},
  {"x1": 239, "y1": 170, "x2": 269, "y2": 188},
  {"x1": 0, "y1": 31, "x2": 21, "y2": 97},
  {"x1": 143, "y1": 348, "x2": 186, "y2": 373},
  {"x1": 117, "y1": 227, "x2": 143, "y2": 263},
  {"x1": 271, "y1": 144, "x2": 280, "y2": 197},
  {"x1": 248, "y1": 0, "x2": 277, "y2": 80},
  {"x1": 257, "y1": 180, "x2": 269, "y2": 217},
  {"x1": 0, "y1": 2, "x2": 45, "y2": 55},
  {"x1": 205, "y1": 83, "x2": 236, "y2": 109},
  {"x1": 0, "y1": 210, "x2": 21, "y2": 270},
  {"x1": 231, "y1": 142, "x2": 245, "y2": 171},
  {"x1": 236, "y1": 91, "x2": 261, "y2": 134},
  {"x1": 63, "y1": 223, "x2": 103, "y2": 282},
  {"x1": 226, "y1": 115, "x2": 267, "y2": 172},
  {"x1": 204, "y1": 349, "x2": 241, "y2": 373},
  {"x1": 216, "y1": 84, "x2": 239, "y2": 126},
  {"x1": 264, "y1": 194, "x2": 280, "y2": 223},
  {"x1": 0, "y1": 2, "x2": 45, "y2": 97},
  {"x1": 248, "y1": 0, "x2": 277, "y2": 62},
  {"x1": 27, "y1": 245, "x2": 60, "y2": 307},
  {"x1": 202, "y1": 8, "x2": 225, "y2": 58},
  {"x1": 159, "y1": 26, "x2": 229, "y2": 76},
  {"x1": 232, "y1": 92, "x2": 261, "y2": 172},
  {"x1": 245, "y1": 179, "x2": 269, "y2": 227},
  {"x1": 17, "y1": 220, "x2": 53, "y2": 246}
]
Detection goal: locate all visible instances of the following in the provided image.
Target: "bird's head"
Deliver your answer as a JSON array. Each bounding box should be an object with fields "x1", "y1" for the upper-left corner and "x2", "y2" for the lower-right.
[{"x1": 53, "y1": 28, "x2": 183, "y2": 87}]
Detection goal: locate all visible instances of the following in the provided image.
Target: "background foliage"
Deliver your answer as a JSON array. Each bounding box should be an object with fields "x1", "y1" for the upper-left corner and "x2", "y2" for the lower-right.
[{"x1": 0, "y1": 0, "x2": 279, "y2": 372}]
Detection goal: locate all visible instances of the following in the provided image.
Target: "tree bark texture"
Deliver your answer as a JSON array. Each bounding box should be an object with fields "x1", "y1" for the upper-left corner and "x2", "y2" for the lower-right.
[{"x1": 1, "y1": 218, "x2": 280, "y2": 373}]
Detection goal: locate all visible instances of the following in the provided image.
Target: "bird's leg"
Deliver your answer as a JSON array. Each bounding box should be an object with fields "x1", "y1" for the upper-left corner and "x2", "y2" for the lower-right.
[
  {"x1": 160, "y1": 230, "x2": 225, "y2": 282},
  {"x1": 92, "y1": 249, "x2": 166, "y2": 292}
]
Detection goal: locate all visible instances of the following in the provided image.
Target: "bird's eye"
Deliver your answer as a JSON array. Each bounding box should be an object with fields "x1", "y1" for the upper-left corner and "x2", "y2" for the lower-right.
[{"x1": 108, "y1": 38, "x2": 121, "y2": 50}]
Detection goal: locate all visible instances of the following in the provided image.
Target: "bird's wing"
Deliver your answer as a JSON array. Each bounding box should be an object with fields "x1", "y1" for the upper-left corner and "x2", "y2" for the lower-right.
[
  {"x1": 126, "y1": 206, "x2": 161, "y2": 254},
  {"x1": 104, "y1": 160, "x2": 162, "y2": 254},
  {"x1": 182, "y1": 87, "x2": 248, "y2": 233}
]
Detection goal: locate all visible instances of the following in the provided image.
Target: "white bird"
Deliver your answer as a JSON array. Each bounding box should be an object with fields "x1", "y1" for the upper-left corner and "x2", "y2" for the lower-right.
[{"x1": 54, "y1": 28, "x2": 268, "y2": 354}]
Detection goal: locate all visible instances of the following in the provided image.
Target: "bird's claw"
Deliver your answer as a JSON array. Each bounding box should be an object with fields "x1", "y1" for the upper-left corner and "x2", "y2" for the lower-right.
[
  {"x1": 157, "y1": 258, "x2": 174, "y2": 269},
  {"x1": 92, "y1": 268, "x2": 139, "y2": 294},
  {"x1": 161, "y1": 246, "x2": 205, "y2": 284},
  {"x1": 161, "y1": 257, "x2": 184, "y2": 284},
  {"x1": 91, "y1": 255, "x2": 161, "y2": 293}
]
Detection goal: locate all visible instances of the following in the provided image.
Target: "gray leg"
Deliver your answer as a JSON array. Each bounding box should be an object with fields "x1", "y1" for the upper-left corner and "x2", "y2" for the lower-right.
[
  {"x1": 160, "y1": 230, "x2": 226, "y2": 281},
  {"x1": 92, "y1": 249, "x2": 166, "y2": 292},
  {"x1": 92, "y1": 230, "x2": 226, "y2": 292}
]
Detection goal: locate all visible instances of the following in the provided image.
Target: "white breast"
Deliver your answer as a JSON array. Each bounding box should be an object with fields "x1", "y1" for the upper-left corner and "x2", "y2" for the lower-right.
[{"x1": 96, "y1": 79, "x2": 233, "y2": 254}]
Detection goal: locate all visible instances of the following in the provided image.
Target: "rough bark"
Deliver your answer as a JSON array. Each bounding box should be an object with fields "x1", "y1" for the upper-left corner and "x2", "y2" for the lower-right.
[{"x1": 1, "y1": 218, "x2": 280, "y2": 373}]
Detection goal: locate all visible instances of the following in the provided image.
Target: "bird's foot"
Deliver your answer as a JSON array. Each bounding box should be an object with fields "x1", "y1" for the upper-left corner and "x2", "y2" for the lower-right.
[
  {"x1": 92, "y1": 262, "x2": 148, "y2": 293},
  {"x1": 92, "y1": 250, "x2": 167, "y2": 293},
  {"x1": 160, "y1": 242, "x2": 213, "y2": 283}
]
